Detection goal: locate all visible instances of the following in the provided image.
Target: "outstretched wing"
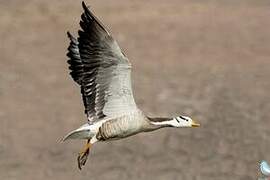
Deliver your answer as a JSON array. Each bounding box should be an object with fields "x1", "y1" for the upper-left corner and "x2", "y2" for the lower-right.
[{"x1": 66, "y1": 2, "x2": 137, "y2": 123}]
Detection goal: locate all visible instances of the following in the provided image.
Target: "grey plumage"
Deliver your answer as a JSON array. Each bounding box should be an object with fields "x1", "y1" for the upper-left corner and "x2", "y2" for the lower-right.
[
  {"x1": 96, "y1": 111, "x2": 152, "y2": 141},
  {"x1": 67, "y1": 2, "x2": 137, "y2": 123}
]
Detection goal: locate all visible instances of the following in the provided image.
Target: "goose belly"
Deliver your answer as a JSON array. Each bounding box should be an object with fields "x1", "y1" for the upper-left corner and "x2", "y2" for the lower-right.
[{"x1": 97, "y1": 115, "x2": 145, "y2": 141}]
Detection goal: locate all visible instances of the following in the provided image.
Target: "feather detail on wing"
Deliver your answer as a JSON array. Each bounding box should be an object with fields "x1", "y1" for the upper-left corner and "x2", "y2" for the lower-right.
[{"x1": 66, "y1": 2, "x2": 137, "y2": 123}]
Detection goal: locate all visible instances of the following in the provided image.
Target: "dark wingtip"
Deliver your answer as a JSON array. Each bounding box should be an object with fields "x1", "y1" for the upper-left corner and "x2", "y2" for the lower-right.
[
  {"x1": 80, "y1": 1, "x2": 109, "y2": 35},
  {"x1": 67, "y1": 31, "x2": 72, "y2": 38},
  {"x1": 82, "y1": 1, "x2": 86, "y2": 7},
  {"x1": 82, "y1": 1, "x2": 93, "y2": 19},
  {"x1": 82, "y1": 1, "x2": 89, "y2": 12},
  {"x1": 67, "y1": 31, "x2": 77, "y2": 42}
]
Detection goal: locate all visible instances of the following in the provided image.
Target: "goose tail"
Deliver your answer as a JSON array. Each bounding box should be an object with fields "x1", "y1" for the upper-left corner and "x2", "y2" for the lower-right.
[{"x1": 61, "y1": 123, "x2": 92, "y2": 142}]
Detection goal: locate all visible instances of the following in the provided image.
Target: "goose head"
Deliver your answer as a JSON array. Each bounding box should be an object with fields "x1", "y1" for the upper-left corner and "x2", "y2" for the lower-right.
[{"x1": 171, "y1": 116, "x2": 200, "y2": 128}]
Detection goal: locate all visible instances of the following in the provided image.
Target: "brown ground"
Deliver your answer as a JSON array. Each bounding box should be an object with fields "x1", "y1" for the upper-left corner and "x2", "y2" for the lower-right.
[{"x1": 1, "y1": 0, "x2": 270, "y2": 180}]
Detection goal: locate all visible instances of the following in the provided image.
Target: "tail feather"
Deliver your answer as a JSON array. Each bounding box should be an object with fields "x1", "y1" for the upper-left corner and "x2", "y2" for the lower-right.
[{"x1": 62, "y1": 124, "x2": 91, "y2": 142}]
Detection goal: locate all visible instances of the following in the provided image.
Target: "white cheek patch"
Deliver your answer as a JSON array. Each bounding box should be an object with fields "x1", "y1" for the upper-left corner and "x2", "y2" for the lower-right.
[
  {"x1": 170, "y1": 119, "x2": 181, "y2": 127},
  {"x1": 175, "y1": 117, "x2": 181, "y2": 123},
  {"x1": 173, "y1": 117, "x2": 191, "y2": 127}
]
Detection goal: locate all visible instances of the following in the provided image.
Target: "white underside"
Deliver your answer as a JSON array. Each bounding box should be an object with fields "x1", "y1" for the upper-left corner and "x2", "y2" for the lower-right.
[{"x1": 62, "y1": 119, "x2": 107, "y2": 141}]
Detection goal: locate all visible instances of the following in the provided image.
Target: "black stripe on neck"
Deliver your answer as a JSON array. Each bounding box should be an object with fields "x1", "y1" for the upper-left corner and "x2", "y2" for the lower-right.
[{"x1": 147, "y1": 117, "x2": 171, "y2": 122}]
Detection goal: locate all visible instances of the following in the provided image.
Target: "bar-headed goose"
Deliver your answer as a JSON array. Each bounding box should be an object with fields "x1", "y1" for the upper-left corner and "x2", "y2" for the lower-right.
[{"x1": 63, "y1": 1, "x2": 200, "y2": 169}]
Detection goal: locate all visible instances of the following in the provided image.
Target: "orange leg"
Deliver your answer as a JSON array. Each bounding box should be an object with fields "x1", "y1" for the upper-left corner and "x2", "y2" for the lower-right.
[{"x1": 77, "y1": 139, "x2": 92, "y2": 170}]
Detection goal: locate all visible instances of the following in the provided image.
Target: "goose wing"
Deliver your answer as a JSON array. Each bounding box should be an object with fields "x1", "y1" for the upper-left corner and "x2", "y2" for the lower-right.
[{"x1": 66, "y1": 2, "x2": 137, "y2": 123}]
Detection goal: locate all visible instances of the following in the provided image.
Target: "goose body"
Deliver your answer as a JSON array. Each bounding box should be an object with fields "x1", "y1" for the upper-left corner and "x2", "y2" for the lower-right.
[
  {"x1": 62, "y1": 2, "x2": 200, "y2": 169},
  {"x1": 65, "y1": 109, "x2": 156, "y2": 142}
]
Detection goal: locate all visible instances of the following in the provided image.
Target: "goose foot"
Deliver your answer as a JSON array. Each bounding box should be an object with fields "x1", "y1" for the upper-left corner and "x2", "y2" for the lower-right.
[{"x1": 77, "y1": 140, "x2": 92, "y2": 170}]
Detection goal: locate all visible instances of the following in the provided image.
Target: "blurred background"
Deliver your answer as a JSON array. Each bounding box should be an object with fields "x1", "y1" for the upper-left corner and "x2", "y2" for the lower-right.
[{"x1": 1, "y1": 0, "x2": 270, "y2": 179}]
